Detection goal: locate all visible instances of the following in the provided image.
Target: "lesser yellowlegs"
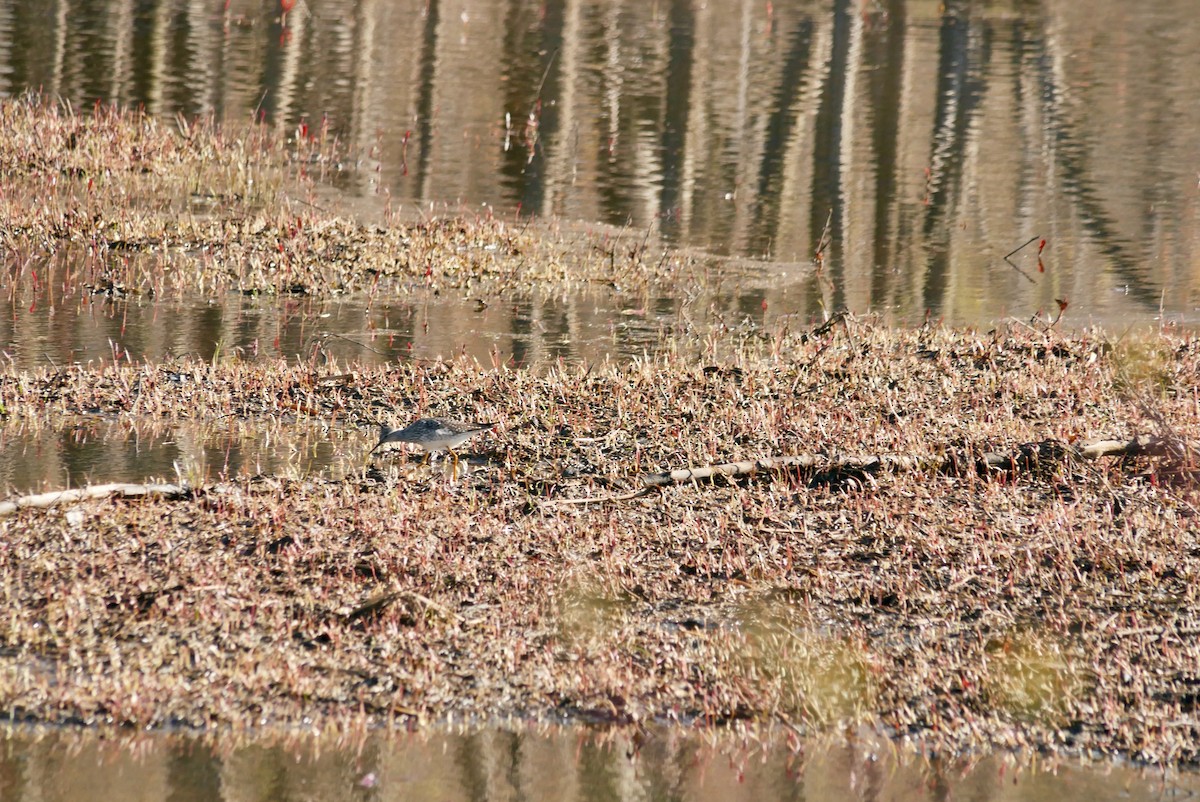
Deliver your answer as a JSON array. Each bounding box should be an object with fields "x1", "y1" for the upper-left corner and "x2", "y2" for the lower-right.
[{"x1": 369, "y1": 418, "x2": 495, "y2": 458}]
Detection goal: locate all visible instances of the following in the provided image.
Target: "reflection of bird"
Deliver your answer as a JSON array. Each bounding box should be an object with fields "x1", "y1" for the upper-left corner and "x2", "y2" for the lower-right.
[{"x1": 369, "y1": 418, "x2": 495, "y2": 457}]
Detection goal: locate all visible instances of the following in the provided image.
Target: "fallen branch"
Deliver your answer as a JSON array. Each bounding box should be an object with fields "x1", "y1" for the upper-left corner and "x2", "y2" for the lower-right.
[
  {"x1": 641, "y1": 434, "x2": 1181, "y2": 490},
  {"x1": 541, "y1": 435, "x2": 1181, "y2": 504},
  {"x1": 641, "y1": 453, "x2": 939, "y2": 488},
  {"x1": 1075, "y1": 435, "x2": 1176, "y2": 459},
  {"x1": 344, "y1": 589, "x2": 461, "y2": 624},
  {"x1": 1003, "y1": 235, "x2": 1040, "y2": 284},
  {"x1": 0, "y1": 482, "x2": 187, "y2": 517},
  {"x1": 539, "y1": 486, "x2": 655, "y2": 507}
]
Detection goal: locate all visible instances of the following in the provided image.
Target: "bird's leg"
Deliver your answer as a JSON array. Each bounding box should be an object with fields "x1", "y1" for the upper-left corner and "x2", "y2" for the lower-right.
[{"x1": 445, "y1": 449, "x2": 469, "y2": 481}]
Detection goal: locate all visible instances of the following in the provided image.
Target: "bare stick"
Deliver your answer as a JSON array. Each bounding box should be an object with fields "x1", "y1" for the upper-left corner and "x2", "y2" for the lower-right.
[
  {"x1": 540, "y1": 486, "x2": 655, "y2": 506},
  {"x1": 0, "y1": 483, "x2": 187, "y2": 517},
  {"x1": 1004, "y1": 235, "x2": 1040, "y2": 261},
  {"x1": 344, "y1": 589, "x2": 461, "y2": 624},
  {"x1": 530, "y1": 49, "x2": 560, "y2": 116},
  {"x1": 1004, "y1": 235, "x2": 1040, "y2": 284},
  {"x1": 639, "y1": 435, "x2": 1180, "y2": 490},
  {"x1": 641, "y1": 453, "x2": 940, "y2": 488}
]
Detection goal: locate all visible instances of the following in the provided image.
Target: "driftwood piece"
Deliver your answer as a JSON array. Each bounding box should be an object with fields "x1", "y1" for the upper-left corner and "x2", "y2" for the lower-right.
[
  {"x1": 0, "y1": 482, "x2": 187, "y2": 517},
  {"x1": 974, "y1": 434, "x2": 1181, "y2": 473},
  {"x1": 543, "y1": 435, "x2": 1185, "y2": 505},
  {"x1": 641, "y1": 453, "x2": 940, "y2": 488},
  {"x1": 640, "y1": 435, "x2": 1180, "y2": 490}
]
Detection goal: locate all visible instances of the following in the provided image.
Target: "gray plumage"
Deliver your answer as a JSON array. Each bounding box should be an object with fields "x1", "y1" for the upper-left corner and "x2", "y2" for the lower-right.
[{"x1": 369, "y1": 417, "x2": 495, "y2": 456}]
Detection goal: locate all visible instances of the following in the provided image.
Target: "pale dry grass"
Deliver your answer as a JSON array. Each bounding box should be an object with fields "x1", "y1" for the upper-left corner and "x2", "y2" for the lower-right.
[
  {"x1": 0, "y1": 321, "x2": 1197, "y2": 766},
  {"x1": 0, "y1": 94, "x2": 701, "y2": 302}
]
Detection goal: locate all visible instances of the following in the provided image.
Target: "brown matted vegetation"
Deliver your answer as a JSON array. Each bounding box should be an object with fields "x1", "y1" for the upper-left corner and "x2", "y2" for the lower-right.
[
  {"x1": 0, "y1": 319, "x2": 1198, "y2": 766},
  {"x1": 1, "y1": 90, "x2": 1199, "y2": 768},
  {"x1": 0, "y1": 94, "x2": 696, "y2": 301}
]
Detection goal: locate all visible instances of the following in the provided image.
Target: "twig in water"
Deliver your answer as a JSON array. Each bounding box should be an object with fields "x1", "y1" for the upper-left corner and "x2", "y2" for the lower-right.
[
  {"x1": 314, "y1": 332, "x2": 390, "y2": 358},
  {"x1": 814, "y1": 209, "x2": 833, "y2": 266},
  {"x1": 529, "y1": 49, "x2": 560, "y2": 119},
  {"x1": 1003, "y1": 235, "x2": 1039, "y2": 283},
  {"x1": 1004, "y1": 236, "x2": 1040, "y2": 261}
]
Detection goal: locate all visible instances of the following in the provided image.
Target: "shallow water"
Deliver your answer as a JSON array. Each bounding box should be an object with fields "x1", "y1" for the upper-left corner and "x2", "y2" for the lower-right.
[
  {"x1": 0, "y1": 270, "x2": 807, "y2": 492},
  {"x1": 1, "y1": 726, "x2": 1195, "y2": 802},
  {"x1": 0, "y1": 261, "x2": 802, "y2": 373},
  {"x1": 0, "y1": 414, "x2": 357, "y2": 495},
  {"x1": 0, "y1": 0, "x2": 1198, "y2": 329}
]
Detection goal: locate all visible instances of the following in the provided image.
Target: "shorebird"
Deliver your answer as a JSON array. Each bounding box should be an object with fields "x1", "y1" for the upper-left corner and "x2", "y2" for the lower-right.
[{"x1": 369, "y1": 417, "x2": 495, "y2": 459}]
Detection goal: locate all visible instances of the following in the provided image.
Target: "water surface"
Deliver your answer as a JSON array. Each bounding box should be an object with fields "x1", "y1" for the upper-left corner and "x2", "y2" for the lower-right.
[
  {"x1": 2, "y1": 726, "x2": 1195, "y2": 802},
  {"x1": 0, "y1": 0, "x2": 1197, "y2": 328}
]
